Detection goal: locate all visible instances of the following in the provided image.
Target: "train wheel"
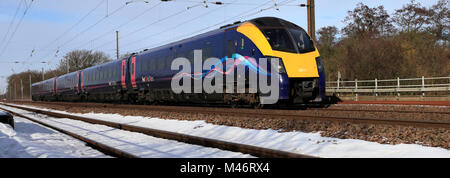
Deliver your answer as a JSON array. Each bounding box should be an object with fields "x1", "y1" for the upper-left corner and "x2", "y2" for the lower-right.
[{"x1": 253, "y1": 103, "x2": 264, "y2": 109}]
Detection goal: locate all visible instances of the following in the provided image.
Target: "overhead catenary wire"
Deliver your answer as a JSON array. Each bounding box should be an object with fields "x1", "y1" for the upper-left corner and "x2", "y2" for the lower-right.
[
  {"x1": 99, "y1": 0, "x2": 278, "y2": 55},
  {"x1": 128, "y1": 0, "x2": 293, "y2": 54},
  {"x1": 91, "y1": 6, "x2": 191, "y2": 52},
  {"x1": 0, "y1": 0, "x2": 24, "y2": 53},
  {"x1": 0, "y1": 0, "x2": 34, "y2": 58},
  {"x1": 44, "y1": 0, "x2": 282, "y2": 60},
  {"x1": 39, "y1": 2, "x2": 128, "y2": 62},
  {"x1": 37, "y1": 0, "x2": 107, "y2": 60},
  {"x1": 70, "y1": 1, "x2": 164, "y2": 51},
  {"x1": 98, "y1": 0, "x2": 237, "y2": 52}
]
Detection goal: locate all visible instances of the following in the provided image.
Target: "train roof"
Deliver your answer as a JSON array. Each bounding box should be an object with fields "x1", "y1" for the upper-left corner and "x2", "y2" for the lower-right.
[
  {"x1": 32, "y1": 77, "x2": 54, "y2": 86},
  {"x1": 134, "y1": 17, "x2": 295, "y2": 57}
]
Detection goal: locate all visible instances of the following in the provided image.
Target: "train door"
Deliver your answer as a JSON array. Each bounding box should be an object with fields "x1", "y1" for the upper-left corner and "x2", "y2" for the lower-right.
[
  {"x1": 76, "y1": 71, "x2": 79, "y2": 93},
  {"x1": 121, "y1": 58, "x2": 126, "y2": 90},
  {"x1": 224, "y1": 30, "x2": 238, "y2": 90},
  {"x1": 80, "y1": 71, "x2": 84, "y2": 93},
  {"x1": 126, "y1": 55, "x2": 137, "y2": 90},
  {"x1": 225, "y1": 31, "x2": 237, "y2": 59},
  {"x1": 53, "y1": 78, "x2": 57, "y2": 98}
]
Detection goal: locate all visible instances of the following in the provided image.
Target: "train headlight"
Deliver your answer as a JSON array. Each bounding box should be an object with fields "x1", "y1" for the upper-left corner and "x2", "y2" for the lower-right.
[
  {"x1": 267, "y1": 56, "x2": 286, "y2": 74},
  {"x1": 316, "y1": 56, "x2": 324, "y2": 73}
]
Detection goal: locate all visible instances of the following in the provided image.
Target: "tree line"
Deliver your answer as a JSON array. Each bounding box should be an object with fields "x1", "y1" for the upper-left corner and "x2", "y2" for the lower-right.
[
  {"x1": 3, "y1": 50, "x2": 110, "y2": 100},
  {"x1": 316, "y1": 0, "x2": 449, "y2": 81}
]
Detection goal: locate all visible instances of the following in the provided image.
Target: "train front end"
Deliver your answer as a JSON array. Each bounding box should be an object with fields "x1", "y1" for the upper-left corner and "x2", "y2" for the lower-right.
[{"x1": 237, "y1": 17, "x2": 325, "y2": 104}]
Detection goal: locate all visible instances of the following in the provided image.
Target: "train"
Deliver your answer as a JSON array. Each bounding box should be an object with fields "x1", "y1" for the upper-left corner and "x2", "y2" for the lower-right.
[{"x1": 32, "y1": 17, "x2": 327, "y2": 107}]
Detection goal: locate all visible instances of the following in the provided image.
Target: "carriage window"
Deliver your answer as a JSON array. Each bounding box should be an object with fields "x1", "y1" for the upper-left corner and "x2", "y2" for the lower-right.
[
  {"x1": 149, "y1": 59, "x2": 154, "y2": 71},
  {"x1": 142, "y1": 60, "x2": 147, "y2": 71},
  {"x1": 156, "y1": 56, "x2": 164, "y2": 70},
  {"x1": 227, "y1": 40, "x2": 234, "y2": 58},
  {"x1": 148, "y1": 59, "x2": 152, "y2": 71},
  {"x1": 166, "y1": 55, "x2": 173, "y2": 70},
  {"x1": 188, "y1": 50, "x2": 194, "y2": 64},
  {"x1": 206, "y1": 47, "x2": 212, "y2": 59},
  {"x1": 202, "y1": 48, "x2": 207, "y2": 60}
]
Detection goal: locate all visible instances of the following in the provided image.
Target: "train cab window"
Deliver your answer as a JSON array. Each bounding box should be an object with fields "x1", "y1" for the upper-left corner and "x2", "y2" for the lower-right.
[
  {"x1": 261, "y1": 28, "x2": 296, "y2": 53},
  {"x1": 288, "y1": 29, "x2": 315, "y2": 53}
]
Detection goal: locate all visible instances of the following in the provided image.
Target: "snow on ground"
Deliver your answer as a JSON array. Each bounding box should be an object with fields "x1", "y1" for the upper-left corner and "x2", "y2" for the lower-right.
[
  {"x1": 0, "y1": 115, "x2": 108, "y2": 158},
  {"x1": 0, "y1": 105, "x2": 252, "y2": 158},
  {"x1": 2, "y1": 103, "x2": 450, "y2": 158}
]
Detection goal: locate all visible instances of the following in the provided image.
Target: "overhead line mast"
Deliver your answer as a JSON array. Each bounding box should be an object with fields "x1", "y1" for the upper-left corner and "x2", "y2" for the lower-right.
[{"x1": 306, "y1": 0, "x2": 315, "y2": 41}]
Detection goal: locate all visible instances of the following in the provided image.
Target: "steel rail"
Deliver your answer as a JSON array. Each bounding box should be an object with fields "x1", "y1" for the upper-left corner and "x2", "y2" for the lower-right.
[
  {"x1": 8, "y1": 101, "x2": 450, "y2": 129},
  {"x1": 0, "y1": 103, "x2": 315, "y2": 158},
  {"x1": 308, "y1": 108, "x2": 450, "y2": 115},
  {"x1": 0, "y1": 106, "x2": 138, "y2": 158}
]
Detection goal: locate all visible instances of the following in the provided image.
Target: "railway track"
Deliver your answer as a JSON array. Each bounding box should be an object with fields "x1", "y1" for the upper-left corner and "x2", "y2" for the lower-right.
[
  {"x1": 9, "y1": 101, "x2": 450, "y2": 129},
  {"x1": 0, "y1": 106, "x2": 137, "y2": 158},
  {"x1": 309, "y1": 108, "x2": 450, "y2": 115},
  {"x1": 339, "y1": 101, "x2": 450, "y2": 106},
  {"x1": 0, "y1": 103, "x2": 315, "y2": 158}
]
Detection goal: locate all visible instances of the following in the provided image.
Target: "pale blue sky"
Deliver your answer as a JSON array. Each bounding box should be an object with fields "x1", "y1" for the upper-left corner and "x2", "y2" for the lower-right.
[{"x1": 0, "y1": 0, "x2": 440, "y2": 93}]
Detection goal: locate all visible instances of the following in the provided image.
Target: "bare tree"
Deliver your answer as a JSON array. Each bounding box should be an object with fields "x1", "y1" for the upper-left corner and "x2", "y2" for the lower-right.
[
  {"x1": 342, "y1": 3, "x2": 394, "y2": 37},
  {"x1": 57, "y1": 50, "x2": 111, "y2": 73},
  {"x1": 317, "y1": 26, "x2": 339, "y2": 47},
  {"x1": 427, "y1": 0, "x2": 449, "y2": 44},
  {"x1": 392, "y1": 0, "x2": 430, "y2": 33}
]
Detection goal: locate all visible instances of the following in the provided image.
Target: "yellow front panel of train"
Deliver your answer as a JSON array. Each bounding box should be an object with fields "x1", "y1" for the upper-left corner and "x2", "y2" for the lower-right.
[
  {"x1": 237, "y1": 22, "x2": 320, "y2": 78},
  {"x1": 272, "y1": 50, "x2": 319, "y2": 78}
]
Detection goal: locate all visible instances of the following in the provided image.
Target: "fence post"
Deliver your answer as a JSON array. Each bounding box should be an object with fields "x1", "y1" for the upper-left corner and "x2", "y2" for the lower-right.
[
  {"x1": 421, "y1": 76, "x2": 425, "y2": 100},
  {"x1": 337, "y1": 71, "x2": 341, "y2": 97},
  {"x1": 355, "y1": 78, "x2": 358, "y2": 101},
  {"x1": 375, "y1": 78, "x2": 378, "y2": 98},
  {"x1": 397, "y1": 77, "x2": 400, "y2": 100}
]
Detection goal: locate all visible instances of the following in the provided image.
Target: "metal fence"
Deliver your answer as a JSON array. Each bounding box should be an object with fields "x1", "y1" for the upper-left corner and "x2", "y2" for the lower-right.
[{"x1": 326, "y1": 75, "x2": 450, "y2": 100}]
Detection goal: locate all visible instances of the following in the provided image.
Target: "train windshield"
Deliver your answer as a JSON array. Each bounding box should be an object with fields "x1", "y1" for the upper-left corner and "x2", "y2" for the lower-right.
[
  {"x1": 261, "y1": 28, "x2": 297, "y2": 53},
  {"x1": 251, "y1": 17, "x2": 315, "y2": 54},
  {"x1": 288, "y1": 28, "x2": 315, "y2": 53}
]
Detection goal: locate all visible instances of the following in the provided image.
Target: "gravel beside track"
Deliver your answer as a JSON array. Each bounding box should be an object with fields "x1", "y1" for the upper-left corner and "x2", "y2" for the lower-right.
[{"x1": 8, "y1": 101, "x2": 450, "y2": 149}]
